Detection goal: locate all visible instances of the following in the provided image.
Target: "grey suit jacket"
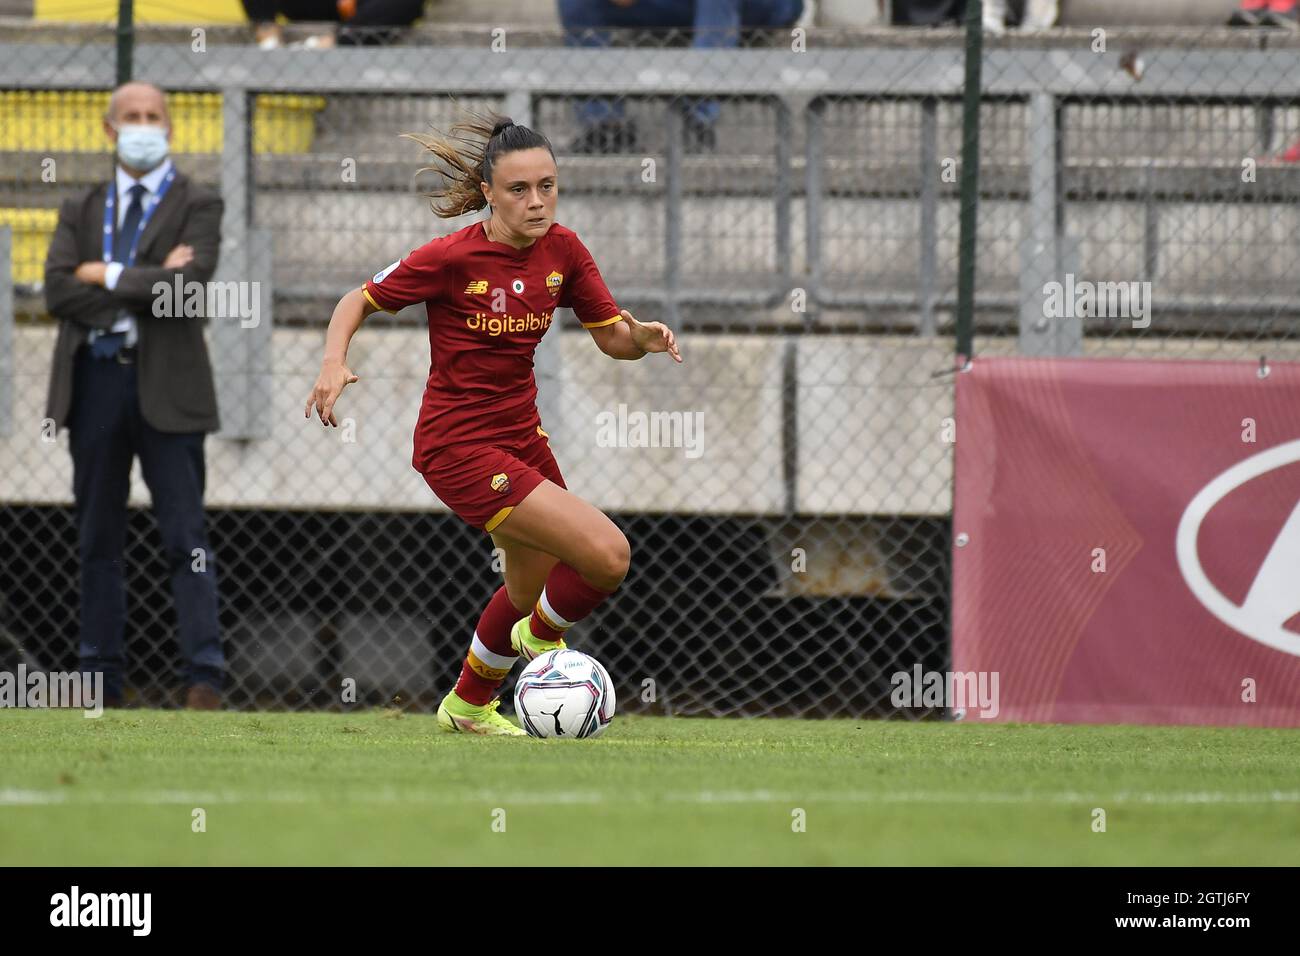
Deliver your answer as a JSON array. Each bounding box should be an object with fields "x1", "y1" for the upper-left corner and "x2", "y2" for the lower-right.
[{"x1": 43, "y1": 169, "x2": 223, "y2": 434}]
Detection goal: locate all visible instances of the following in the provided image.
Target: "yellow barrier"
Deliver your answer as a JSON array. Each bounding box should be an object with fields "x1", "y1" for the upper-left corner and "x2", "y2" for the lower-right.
[
  {"x1": 34, "y1": 0, "x2": 248, "y2": 25},
  {"x1": 0, "y1": 208, "x2": 59, "y2": 287},
  {"x1": 0, "y1": 91, "x2": 326, "y2": 154}
]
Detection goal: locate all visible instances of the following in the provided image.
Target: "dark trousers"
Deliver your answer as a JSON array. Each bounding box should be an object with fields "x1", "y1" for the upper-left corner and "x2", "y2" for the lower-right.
[
  {"x1": 69, "y1": 347, "x2": 226, "y2": 699},
  {"x1": 892, "y1": 0, "x2": 968, "y2": 26},
  {"x1": 240, "y1": 0, "x2": 420, "y2": 24}
]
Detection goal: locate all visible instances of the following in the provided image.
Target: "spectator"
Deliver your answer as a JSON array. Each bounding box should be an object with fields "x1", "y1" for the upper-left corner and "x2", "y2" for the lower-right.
[
  {"x1": 243, "y1": 0, "x2": 425, "y2": 48},
  {"x1": 1228, "y1": 0, "x2": 1298, "y2": 27},
  {"x1": 982, "y1": 0, "x2": 1059, "y2": 33},
  {"x1": 891, "y1": 0, "x2": 965, "y2": 26},
  {"x1": 558, "y1": 0, "x2": 805, "y2": 154},
  {"x1": 43, "y1": 82, "x2": 227, "y2": 709},
  {"x1": 899, "y1": 0, "x2": 1057, "y2": 31}
]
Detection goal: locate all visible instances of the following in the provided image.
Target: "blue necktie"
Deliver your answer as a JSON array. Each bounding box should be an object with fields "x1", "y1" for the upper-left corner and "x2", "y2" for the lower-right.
[{"x1": 91, "y1": 183, "x2": 146, "y2": 359}]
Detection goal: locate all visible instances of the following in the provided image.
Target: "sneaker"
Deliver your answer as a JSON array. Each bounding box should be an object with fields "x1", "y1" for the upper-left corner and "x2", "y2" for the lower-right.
[
  {"x1": 509, "y1": 616, "x2": 565, "y2": 663},
  {"x1": 289, "y1": 33, "x2": 336, "y2": 49},
  {"x1": 436, "y1": 691, "x2": 525, "y2": 736},
  {"x1": 255, "y1": 24, "x2": 284, "y2": 48},
  {"x1": 1019, "y1": 0, "x2": 1058, "y2": 30},
  {"x1": 1264, "y1": 0, "x2": 1299, "y2": 28},
  {"x1": 1230, "y1": 0, "x2": 1269, "y2": 24}
]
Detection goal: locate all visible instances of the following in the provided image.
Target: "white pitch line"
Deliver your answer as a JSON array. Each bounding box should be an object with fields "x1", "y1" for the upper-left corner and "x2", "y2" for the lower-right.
[{"x1": 1, "y1": 787, "x2": 1299, "y2": 807}]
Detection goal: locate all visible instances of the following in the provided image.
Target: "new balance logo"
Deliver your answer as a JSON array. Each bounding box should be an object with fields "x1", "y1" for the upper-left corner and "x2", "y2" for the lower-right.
[{"x1": 465, "y1": 280, "x2": 489, "y2": 294}]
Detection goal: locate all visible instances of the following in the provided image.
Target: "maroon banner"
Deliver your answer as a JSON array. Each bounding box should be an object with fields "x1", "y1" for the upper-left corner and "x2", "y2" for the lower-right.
[{"x1": 953, "y1": 357, "x2": 1300, "y2": 726}]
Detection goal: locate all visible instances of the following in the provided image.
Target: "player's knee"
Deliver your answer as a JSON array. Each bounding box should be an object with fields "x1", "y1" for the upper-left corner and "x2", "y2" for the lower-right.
[{"x1": 585, "y1": 530, "x2": 630, "y2": 592}]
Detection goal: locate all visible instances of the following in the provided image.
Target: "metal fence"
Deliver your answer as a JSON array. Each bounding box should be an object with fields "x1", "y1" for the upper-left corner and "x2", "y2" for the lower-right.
[{"x1": 1, "y1": 20, "x2": 1297, "y2": 717}]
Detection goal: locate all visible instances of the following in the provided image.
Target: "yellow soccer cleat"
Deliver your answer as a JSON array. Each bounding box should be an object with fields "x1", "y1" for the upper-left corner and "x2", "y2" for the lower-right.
[
  {"x1": 436, "y1": 690, "x2": 525, "y2": 736},
  {"x1": 510, "y1": 616, "x2": 566, "y2": 662}
]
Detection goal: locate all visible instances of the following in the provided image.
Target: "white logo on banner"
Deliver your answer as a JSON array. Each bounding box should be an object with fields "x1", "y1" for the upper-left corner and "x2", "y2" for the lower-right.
[{"x1": 1176, "y1": 439, "x2": 1300, "y2": 658}]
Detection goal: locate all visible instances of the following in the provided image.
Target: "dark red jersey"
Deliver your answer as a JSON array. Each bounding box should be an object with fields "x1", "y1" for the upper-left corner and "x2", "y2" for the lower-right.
[{"x1": 361, "y1": 220, "x2": 621, "y2": 470}]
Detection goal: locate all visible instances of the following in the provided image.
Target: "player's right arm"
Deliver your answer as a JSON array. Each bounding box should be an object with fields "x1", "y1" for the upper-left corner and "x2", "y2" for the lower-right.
[
  {"x1": 304, "y1": 287, "x2": 380, "y2": 427},
  {"x1": 304, "y1": 239, "x2": 449, "y2": 427}
]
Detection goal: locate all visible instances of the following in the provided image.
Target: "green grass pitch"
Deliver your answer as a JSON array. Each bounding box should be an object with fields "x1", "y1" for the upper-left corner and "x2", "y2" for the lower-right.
[{"x1": 2, "y1": 710, "x2": 1298, "y2": 865}]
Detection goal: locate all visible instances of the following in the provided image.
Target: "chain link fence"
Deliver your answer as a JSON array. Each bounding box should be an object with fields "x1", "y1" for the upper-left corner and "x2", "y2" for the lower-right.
[
  {"x1": 3, "y1": 15, "x2": 1294, "y2": 718},
  {"x1": 969, "y1": 26, "x2": 1300, "y2": 363}
]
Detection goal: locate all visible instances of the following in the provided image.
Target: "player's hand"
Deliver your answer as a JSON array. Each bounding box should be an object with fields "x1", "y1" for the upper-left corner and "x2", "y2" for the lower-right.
[
  {"x1": 74, "y1": 261, "x2": 108, "y2": 286},
  {"x1": 304, "y1": 359, "x2": 359, "y2": 427},
  {"x1": 162, "y1": 243, "x2": 194, "y2": 269},
  {"x1": 621, "y1": 309, "x2": 682, "y2": 363}
]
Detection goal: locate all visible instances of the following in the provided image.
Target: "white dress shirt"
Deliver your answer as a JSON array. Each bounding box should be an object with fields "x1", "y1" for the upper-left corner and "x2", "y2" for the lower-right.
[{"x1": 97, "y1": 157, "x2": 174, "y2": 347}]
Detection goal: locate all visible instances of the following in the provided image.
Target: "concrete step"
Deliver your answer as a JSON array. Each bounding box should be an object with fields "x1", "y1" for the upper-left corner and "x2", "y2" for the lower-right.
[
  {"x1": 13, "y1": 149, "x2": 1300, "y2": 201},
  {"x1": 9, "y1": 323, "x2": 1296, "y2": 518},
  {"x1": 7, "y1": 165, "x2": 1295, "y2": 293},
  {"x1": 245, "y1": 191, "x2": 1296, "y2": 305},
  {"x1": 4, "y1": 15, "x2": 1297, "y2": 48},
  {"x1": 5, "y1": 91, "x2": 1295, "y2": 188},
  {"x1": 0, "y1": 0, "x2": 1239, "y2": 28}
]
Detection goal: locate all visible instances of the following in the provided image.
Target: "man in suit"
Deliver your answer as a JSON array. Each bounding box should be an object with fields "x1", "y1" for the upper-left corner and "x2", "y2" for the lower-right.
[{"x1": 44, "y1": 81, "x2": 227, "y2": 709}]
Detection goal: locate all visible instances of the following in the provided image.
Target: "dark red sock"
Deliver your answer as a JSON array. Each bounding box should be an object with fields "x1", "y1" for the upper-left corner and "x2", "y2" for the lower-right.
[
  {"x1": 529, "y1": 562, "x2": 615, "y2": 643},
  {"x1": 454, "y1": 585, "x2": 524, "y2": 705}
]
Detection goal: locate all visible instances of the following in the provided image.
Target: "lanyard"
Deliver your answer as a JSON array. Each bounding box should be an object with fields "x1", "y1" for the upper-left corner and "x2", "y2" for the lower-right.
[{"x1": 101, "y1": 167, "x2": 177, "y2": 267}]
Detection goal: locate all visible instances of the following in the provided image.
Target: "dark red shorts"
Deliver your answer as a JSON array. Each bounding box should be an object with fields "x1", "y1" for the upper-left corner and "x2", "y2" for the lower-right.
[{"x1": 419, "y1": 425, "x2": 566, "y2": 533}]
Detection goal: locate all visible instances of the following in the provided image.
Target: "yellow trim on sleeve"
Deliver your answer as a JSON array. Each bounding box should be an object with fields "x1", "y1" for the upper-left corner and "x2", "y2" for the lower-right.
[
  {"x1": 581, "y1": 313, "x2": 622, "y2": 330},
  {"x1": 360, "y1": 285, "x2": 388, "y2": 313},
  {"x1": 484, "y1": 506, "x2": 514, "y2": 533},
  {"x1": 536, "y1": 425, "x2": 549, "y2": 440}
]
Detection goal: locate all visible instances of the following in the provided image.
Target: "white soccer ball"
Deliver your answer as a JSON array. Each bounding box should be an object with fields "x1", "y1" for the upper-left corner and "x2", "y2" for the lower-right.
[{"x1": 513, "y1": 648, "x2": 615, "y2": 739}]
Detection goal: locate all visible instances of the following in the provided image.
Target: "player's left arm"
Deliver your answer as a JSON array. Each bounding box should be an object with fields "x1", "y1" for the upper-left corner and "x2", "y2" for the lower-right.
[
  {"x1": 588, "y1": 309, "x2": 682, "y2": 363},
  {"x1": 565, "y1": 232, "x2": 682, "y2": 362}
]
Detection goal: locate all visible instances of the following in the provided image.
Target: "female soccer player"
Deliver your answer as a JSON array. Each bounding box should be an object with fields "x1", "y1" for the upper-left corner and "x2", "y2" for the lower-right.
[{"x1": 304, "y1": 114, "x2": 682, "y2": 734}]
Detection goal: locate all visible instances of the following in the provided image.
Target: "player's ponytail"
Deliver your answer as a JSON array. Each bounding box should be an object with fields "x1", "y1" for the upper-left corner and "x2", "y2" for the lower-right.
[{"x1": 405, "y1": 108, "x2": 555, "y2": 220}]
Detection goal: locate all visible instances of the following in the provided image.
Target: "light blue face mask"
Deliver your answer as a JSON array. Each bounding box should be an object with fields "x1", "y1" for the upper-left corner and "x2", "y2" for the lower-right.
[{"x1": 115, "y1": 124, "x2": 170, "y2": 171}]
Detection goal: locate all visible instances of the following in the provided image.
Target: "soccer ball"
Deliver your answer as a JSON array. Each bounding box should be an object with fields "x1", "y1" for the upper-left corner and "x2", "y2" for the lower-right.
[{"x1": 513, "y1": 648, "x2": 615, "y2": 739}]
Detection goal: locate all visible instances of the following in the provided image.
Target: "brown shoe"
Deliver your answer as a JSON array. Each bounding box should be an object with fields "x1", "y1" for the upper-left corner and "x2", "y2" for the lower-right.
[{"x1": 184, "y1": 684, "x2": 222, "y2": 710}]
